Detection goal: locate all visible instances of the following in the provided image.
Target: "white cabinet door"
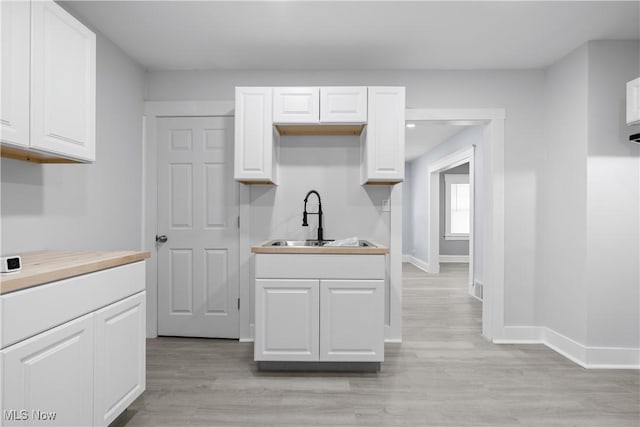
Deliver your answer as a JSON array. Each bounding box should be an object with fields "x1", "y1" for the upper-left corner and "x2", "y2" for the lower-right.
[
  {"x1": 319, "y1": 280, "x2": 384, "y2": 362},
  {"x1": 361, "y1": 87, "x2": 405, "y2": 184},
  {"x1": 627, "y1": 78, "x2": 640, "y2": 125},
  {"x1": 255, "y1": 279, "x2": 319, "y2": 361},
  {"x1": 30, "y1": 0, "x2": 96, "y2": 162},
  {"x1": 234, "y1": 87, "x2": 277, "y2": 183},
  {"x1": 1, "y1": 313, "x2": 94, "y2": 427},
  {"x1": 320, "y1": 87, "x2": 367, "y2": 123},
  {"x1": 0, "y1": 1, "x2": 30, "y2": 148},
  {"x1": 273, "y1": 87, "x2": 320, "y2": 123},
  {"x1": 93, "y1": 292, "x2": 146, "y2": 427}
]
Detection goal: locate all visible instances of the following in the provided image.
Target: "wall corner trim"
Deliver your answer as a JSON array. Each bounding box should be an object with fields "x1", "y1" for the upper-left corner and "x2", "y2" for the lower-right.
[{"x1": 495, "y1": 326, "x2": 640, "y2": 369}]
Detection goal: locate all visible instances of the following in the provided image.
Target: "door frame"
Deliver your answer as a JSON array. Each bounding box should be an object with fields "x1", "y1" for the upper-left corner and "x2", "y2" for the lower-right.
[
  {"x1": 405, "y1": 108, "x2": 505, "y2": 341},
  {"x1": 142, "y1": 101, "x2": 243, "y2": 338},
  {"x1": 427, "y1": 146, "x2": 475, "y2": 293}
]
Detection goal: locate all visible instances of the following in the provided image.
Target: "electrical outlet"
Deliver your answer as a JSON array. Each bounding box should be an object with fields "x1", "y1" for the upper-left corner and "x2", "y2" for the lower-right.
[{"x1": 382, "y1": 199, "x2": 391, "y2": 212}]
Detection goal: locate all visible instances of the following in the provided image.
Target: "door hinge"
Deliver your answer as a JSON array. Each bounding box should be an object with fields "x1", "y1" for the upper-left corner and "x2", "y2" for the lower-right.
[{"x1": 237, "y1": 298, "x2": 240, "y2": 310}]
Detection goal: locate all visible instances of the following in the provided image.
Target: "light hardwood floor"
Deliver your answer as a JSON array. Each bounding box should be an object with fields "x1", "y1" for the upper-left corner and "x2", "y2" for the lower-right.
[{"x1": 112, "y1": 263, "x2": 639, "y2": 427}]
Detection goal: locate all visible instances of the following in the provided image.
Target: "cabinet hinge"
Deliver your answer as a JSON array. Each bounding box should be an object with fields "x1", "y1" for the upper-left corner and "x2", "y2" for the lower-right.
[
  {"x1": 237, "y1": 216, "x2": 240, "y2": 229},
  {"x1": 237, "y1": 298, "x2": 240, "y2": 310}
]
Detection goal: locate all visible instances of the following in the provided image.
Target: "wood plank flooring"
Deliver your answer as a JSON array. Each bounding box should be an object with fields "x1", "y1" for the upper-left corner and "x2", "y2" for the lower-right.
[{"x1": 111, "y1": 263, "x2": 640, "y2": 426}]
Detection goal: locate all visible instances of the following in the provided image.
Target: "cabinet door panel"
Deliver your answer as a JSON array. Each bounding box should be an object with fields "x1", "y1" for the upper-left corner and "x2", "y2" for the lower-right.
[
  {"x1": 93, "y1": 292, "x2": 146, "y2": 427},
  {"x1": 320, "y1": 280, "x2": 384, "y2": 362},
  {"x1": 1, "y1": 313, "x2": 94, "y2": 427},
  {"x1": 0, "y1": 1, "x2": 30, "y2": 148},
  {"x1": 30, "y1": 0, "x2": 96, "y2": 161},
  {"x1": 273, "y1": 87, "x2": 319, "y2": 123},
  {"x1": 320, "y1": 87, "x2": 367, "y2": 123},
  {"x1": 362, "y1": 87, "x2": 405, "y2": 184},
  {"x1": 255, "y1": 279, "x2": 319, "y2": 361}
]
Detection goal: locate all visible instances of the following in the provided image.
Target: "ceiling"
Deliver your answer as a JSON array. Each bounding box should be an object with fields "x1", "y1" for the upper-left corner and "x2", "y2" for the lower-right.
[{"x1": 63, "y1": 1, "x2": 639, "y2": 71}]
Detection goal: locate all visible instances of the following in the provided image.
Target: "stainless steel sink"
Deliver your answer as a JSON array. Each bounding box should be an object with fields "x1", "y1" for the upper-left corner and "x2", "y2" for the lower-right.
[{"x1": 265, "y1": 239, "x2": 375, "y2": 247}]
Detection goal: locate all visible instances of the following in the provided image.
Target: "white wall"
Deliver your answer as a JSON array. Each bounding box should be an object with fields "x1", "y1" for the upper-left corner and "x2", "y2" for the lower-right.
[
  {"x1": 0, "y1": 31, "x2": 146, "y2": 254},
  {"x1": 585, "y1": 41, "x2": 639, "y2": 349},
  {"x1": 146, "y1": 69, "x2": 544, "y2": 328},
  {"x1": 537, "y1": 40, "x2": 639, "y2": 364}
]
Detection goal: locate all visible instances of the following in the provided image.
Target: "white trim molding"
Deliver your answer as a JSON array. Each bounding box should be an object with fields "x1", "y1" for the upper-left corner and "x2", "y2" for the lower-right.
[
  {"x1": 402, "y1": 255, "x2": 430, "y2": 273},
  {"x1": 439, "y1": 255, "x2": 469, "y2": 263},
  {"x1": 495, "y1": 326, "x2": 640, "y2": 369}
]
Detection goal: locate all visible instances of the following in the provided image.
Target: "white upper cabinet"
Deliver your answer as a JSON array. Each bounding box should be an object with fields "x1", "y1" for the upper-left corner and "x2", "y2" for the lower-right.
[
  {"x1": 234, "y1": 87, "x2": 278, "y2": 184},
  {"x1": 30, "y1": 0, "x2": 96, "y2": 162},
  {"x1": 273, "y1": 87, "x2": 320, "y2": 123},
  {"x1": 361, "y1": 87, "x2": 405, "y2": 184},
  {"x1": 320, "y1": 87, "x2": 367, "y2": 123},
  {"x1": 627, "y1": 78, "x2": 640, "y2": 125},
  {"x1": 0, "y1": 0, "x2": 96, "y2": 163},
  {"x1": 0, "y1": 1, "x2": 30, "y2": 149}
]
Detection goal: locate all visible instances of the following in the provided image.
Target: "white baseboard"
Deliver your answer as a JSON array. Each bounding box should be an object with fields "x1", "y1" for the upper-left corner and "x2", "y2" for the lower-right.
[
  {"x1": 439, "y1": 255, "x2": 469, "y2": 263},
  {"x1": 495, "y1": 326, "x2": 639, "y2": 369},
  {"x1": 402, "y1": 255, "x2": 430, "y2": 273}
]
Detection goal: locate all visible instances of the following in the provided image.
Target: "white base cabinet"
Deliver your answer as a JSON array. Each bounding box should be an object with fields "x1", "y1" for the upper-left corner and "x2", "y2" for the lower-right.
[
  {"x1": 0, "y1": 263, "x2": 146, "y2": 427},
  {"x1": 1, "y1": 314, "x2": 95, "y2": 427},
  {"x1": 254, "y1": 254, "x2": 385, "y2": 364}
]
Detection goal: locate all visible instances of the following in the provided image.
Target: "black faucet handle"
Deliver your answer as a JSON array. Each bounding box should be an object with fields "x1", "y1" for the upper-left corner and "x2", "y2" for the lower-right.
[{"x1": 302, "y1": 211, "x2": 308, "y2": 226}]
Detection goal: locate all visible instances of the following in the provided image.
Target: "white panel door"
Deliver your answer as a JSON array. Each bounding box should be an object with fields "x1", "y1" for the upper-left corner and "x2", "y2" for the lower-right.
[
  {"x1": 157, "y1": 117, "x2": 240, "y2": 338},
  {"x1": 319, "y1": 280, "x2": 384, "y2": 362},
  {"x1": 30, "y1": 0, "x2": 96, "y2": 161},
  {"x1": 255, "y1": 279, "x2": 319, "y2": 361},
  {"x1": 1, "y1": 313, "x2": 94, "y2": 427},
  {"x1": 320, "y1": 87, "x2": 367, "y2": 123},
  {"x1": 93, "y1": 292, "x2": 146, "y2": 427},
  {"x1": 0, "y1": 0, "x2": 30, "y2": 148},
  {"x1": 273, "y1": 87, "x2": 319, "y2": 123}
]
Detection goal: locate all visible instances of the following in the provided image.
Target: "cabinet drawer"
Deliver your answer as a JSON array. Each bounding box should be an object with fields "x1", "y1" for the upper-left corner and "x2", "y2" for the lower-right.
[
  {"x1": 0, "y1": 262, "x2": 145, "y2": 349},
  {"x1": 255, "y1": 254, "x2": 385, "y2": 279}
]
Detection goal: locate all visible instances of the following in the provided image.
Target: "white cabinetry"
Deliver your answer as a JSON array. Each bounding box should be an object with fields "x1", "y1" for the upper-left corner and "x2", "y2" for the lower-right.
[
  {"x1": 0, "y1": 0, "x2": 96, "y2": 163},
  {"x1": 361, "y1": 87, "x2": 405, "y2": 184},
  {"x1": 273, "y1": 87, "x2": 320, "y2": 123},
  {"x1": 1, "y1": 314, "x2": 95, "y2": 427},
  {"x1": 0, "y1": 1, "x2": 30, "y2": 149},
  {"x1": 253, "y1": 254, "x2": 385, "y2": 364},
  {"x1": 254, "y1": 279, "x2": 319, "y2": 361},
  {"x1": 234, "y1": 87, "x2": 278, "y2": 184},
  {"x1": 93, "y1": 293, "x2": 146, "y2": 427},
  {"x1": 319, "y1": 280, "x2": 384, "y2": 362},
  {"x1": 320, "y1": 87, "x2": 367, "y2": 123},
  {"x1": 627, "y1": 78, "x2": 640, "y2": 125},
  {"x1": 0, "y1": 262, "x2": 146, "y2": 427}
]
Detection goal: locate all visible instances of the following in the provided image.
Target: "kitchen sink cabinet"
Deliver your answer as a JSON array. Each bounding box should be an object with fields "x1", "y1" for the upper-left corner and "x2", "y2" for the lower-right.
[
  {"x1": 234, "y1": 87, "x2": 278, "y2": 184},
  {"x1": 1, "y1": 313, "x2": 95, "y2": 427},
  {"x1": 253, "y1": 253, "x2": 385, "y2": 365},
  {"x1": 0, "y1": 0, "x2": 96, "y2": 164},
  {"x1": 361, "y1": 87, "x2": 405, "y2": 184},
  {"x1": 254, "y1": 279, "x2": 320, "y2": 362}
]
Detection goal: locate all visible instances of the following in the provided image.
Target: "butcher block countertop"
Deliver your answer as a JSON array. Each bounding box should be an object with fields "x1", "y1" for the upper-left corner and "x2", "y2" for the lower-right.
[
  {"x1": 251, "y1": 242, "x2": 389, "y2": 255},
  {"x1": 0, "y1": 251, "x2": 150, "y2": 295}
]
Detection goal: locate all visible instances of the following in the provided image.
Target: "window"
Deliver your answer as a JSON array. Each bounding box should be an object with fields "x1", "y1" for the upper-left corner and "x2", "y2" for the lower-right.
[{"x1": 444, "y1": 174, "x2": 470, "y2": 240}]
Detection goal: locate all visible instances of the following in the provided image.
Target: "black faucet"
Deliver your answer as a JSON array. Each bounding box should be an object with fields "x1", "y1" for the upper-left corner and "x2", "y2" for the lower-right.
[{"x1": 302, "y1": 190, "x2": 324, "y2": 241}]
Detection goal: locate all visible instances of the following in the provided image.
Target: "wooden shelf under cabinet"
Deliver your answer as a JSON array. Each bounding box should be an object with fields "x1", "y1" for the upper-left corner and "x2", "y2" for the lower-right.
[{"x1": 275, "y1": 124, "x2": 365, "y2": 136}]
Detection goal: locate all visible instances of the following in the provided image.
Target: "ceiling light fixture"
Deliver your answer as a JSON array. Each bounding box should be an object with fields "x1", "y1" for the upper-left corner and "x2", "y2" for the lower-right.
[{"x1": 406, "y1": 123, "x2": 416, "y2": 128}]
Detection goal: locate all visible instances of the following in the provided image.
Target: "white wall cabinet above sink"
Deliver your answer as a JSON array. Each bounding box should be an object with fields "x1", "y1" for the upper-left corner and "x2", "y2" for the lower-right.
[
  {"x1": 0, "y1": 0, "x2": 96, "y2": 164},
  {"x1": 234, "y1": 85, "x2": 404, "y2": 185}
]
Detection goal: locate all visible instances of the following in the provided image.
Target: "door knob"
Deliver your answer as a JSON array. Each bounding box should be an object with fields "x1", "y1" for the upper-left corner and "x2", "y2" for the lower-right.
[{"x1": 156, "y1": 235, "x2": 168, "y2": 243}]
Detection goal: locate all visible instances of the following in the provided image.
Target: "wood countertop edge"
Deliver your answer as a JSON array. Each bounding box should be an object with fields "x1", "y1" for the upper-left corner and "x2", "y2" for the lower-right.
[
  {"x1": 0, "y1": 251, "x2": 151, "y2": 295},
  {"x1": 251, "y1": 241, "x2": 389, "y2": 255}
]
